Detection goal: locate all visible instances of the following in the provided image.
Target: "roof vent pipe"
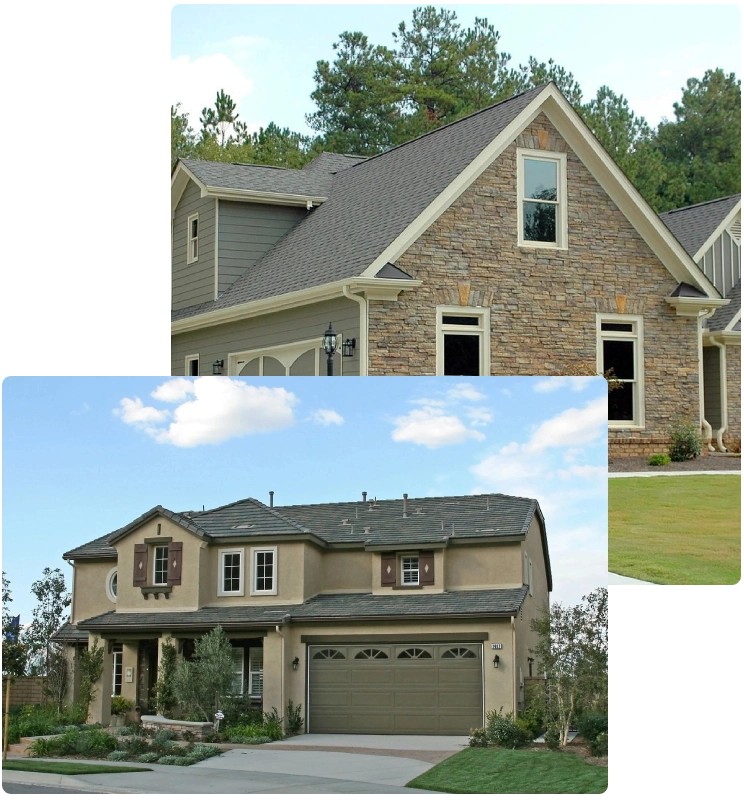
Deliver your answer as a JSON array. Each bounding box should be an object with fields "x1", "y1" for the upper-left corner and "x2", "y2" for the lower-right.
[
  {"x1": 269, "y1": 491, "x2": 274, "y2": 508},
  {"x1": 362, "y1": 491, "x2": 367, "y2": 502},
  {"x1": 403, "y1": 493, "x2": 408, "y2": 518}
]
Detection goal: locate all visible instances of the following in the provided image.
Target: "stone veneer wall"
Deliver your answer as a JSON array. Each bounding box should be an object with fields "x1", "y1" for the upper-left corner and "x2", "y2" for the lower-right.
[
  {"x1": 724, "y1": 344, "x2": 741, "y2": 449},
  {"x1": 367, "y1": 113, "x2": 701, "y2": 455}
]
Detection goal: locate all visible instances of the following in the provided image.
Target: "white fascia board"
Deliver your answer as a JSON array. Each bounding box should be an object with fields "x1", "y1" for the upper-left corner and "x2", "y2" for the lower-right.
[
  {"x1": 665, "y1": 296, "x2": 730, "y2": 317},
  {"x1": 692, "y1": 200, "x2": 742, "y2": 261},
  {"x1": 171, "y1": 162, "x2": 207, "y2": 217},
  {"x1": 202, "y1": 186, "x2": 328, "y2": 207},
  {"x1": 359, "y1": 88, "x2": 550, "y2": 278},
  {"x1": 171, "y1": 277, "x2": 421, "y2": 334}
]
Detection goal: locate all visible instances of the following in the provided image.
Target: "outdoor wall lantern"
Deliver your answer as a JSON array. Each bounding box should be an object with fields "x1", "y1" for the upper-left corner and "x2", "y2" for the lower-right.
[
  {"x1": 321, "y1": 323, "x2": 338, "y2": 376},
  {"x1": 292, "y1": 657, "x2": 300, "y2": 671},
  {"x1": 212, "y1": 359, "x2": 224, "y2": 375},
  {"x1": 342, "y1": 337, "x2": 357, "y2": 358},
  {"x1": 492, "y1": 654, "x2": 500, "y2": 669}
]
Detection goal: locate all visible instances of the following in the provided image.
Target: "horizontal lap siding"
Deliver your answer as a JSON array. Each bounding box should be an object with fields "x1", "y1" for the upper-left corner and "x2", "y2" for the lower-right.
[
  {"x1": 172, "y1": 181, "x2": 216, "y2": 310},
  {"x1": 218, "y1": 202, "x2": 307, "y2": 296},
  {"x1": 171, "y1": 296, "x2": 361, "y2": 375}
]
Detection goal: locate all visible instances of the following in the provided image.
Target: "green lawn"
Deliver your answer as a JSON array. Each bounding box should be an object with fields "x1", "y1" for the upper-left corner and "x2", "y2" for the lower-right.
[
  {"x1": 2, "y1": 760, "x2": 152, "y2": 775},
  {"x1": 609, "y1": 475, "x2": 741, "y2": 584},
  {"x1": 407, "y1": 748, "x2": 607, "y2": 793}
]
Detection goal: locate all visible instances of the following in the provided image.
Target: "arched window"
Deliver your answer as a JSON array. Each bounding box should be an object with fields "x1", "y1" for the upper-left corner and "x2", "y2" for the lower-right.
[
  {"x1": 354, "y1": 648, "x2": 388, "y2": 660},
  {"x1": 312, "y1": 648, "x2": 345, "y2": 660},
  {"x1": 397, "y1": 647, "x2": 432, "y2": 659},
  {"x1": 441, "y1": 647, "x2": 477, "y2": 659}
]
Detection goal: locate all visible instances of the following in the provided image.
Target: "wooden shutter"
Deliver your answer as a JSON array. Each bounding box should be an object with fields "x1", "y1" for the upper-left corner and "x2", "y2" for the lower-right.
[
  {"x1": 133, "y1": 544, "x2": 148, "y2": 586},
  {"x1": 419, "y1": 551, "x2": 435, "y2": 585},
  {"x1": 381, "y1": 553, "x2": 397, "y2": 586},
  {"x1": 167, "y1": 542, "x2": 183, "y2": 585}
]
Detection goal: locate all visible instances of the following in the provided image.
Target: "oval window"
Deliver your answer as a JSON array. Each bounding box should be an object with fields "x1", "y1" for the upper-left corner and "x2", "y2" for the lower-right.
[{"x1": 105, "y1": 568, "x2": 118, "y2": 603}]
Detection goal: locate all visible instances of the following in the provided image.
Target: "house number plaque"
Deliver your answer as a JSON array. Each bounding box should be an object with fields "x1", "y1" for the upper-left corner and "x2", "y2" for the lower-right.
[{"x1": 491, "y1": 644, "x2": 503, "y2": 649}]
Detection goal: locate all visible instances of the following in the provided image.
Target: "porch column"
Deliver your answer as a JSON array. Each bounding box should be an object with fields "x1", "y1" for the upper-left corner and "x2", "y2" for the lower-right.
[
  {"x1": 262, "y1": 629, "x2": 284, "y2": 716},
  {"x1": 87, "y1": 635, "x2": 112, "y2": 726}
]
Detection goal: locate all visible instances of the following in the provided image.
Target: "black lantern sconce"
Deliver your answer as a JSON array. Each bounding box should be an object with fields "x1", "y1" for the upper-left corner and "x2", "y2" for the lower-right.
[
  {"x1": 342, "y1": 338, "x2": 356, "y2": 358},
  {"x1": 212, "y1": 359, "x2": 224, "y2": 375},
  {"x1": 322, "y1": 323, "x2": 338, "y2": 376},
  {"x1": 492, "y1": 654, "x2": 500, "y2": 669},
  {"x1": 292, "y1": 657, "x2": 300, "y2": 671}
]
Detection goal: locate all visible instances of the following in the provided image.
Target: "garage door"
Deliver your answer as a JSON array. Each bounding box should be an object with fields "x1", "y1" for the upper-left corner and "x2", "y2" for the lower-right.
[{"x1": 308, "y1": 643, "x2": 483, "y2": 734}]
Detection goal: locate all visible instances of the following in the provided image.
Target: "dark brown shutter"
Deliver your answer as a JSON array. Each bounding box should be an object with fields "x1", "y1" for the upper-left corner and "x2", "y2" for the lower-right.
[
  {"x1": 167, "y1": 542, "x2": 183, "y2": 585},
  {"x1": 381, "y1": 553, "x2": 397, "y2": 586},
  {"x1": 133, "y1": 544, "x2": 148, "y2": 586},
  {"x1": 419, "y1": 551, "x2": 435, "y2": 585}
]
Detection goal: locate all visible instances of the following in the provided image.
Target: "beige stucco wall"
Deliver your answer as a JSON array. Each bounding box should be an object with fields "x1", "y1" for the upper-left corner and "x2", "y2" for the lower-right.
[
  {"x1": 445, "y1": 542, "x2": 523, "y2": 591},
  {"x1": 367, "y1": 113, "x2": 701, "y2": 453},
  {"x1": 71, "y1": 560, "x2": 116, "y2": 623},
  {"x1": 321, "y1": 549, "x2": 373, "y2": 593}
]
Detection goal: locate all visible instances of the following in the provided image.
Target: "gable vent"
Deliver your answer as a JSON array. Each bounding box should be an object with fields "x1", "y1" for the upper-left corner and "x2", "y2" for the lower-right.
[
  {"x1": 728, "y1": 217, "x2": 741, "y2": 245},
  {"x1": 231, "y1": 524, "x2": 254, "y2": 529}
]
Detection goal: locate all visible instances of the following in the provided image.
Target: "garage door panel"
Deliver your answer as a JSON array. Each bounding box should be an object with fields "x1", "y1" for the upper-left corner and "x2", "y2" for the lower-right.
[
  {"x1": 438, "y1": 690, "x2": 482, "y2": 708},
  {"x1": 393, "y1": 666, "x2": 439, "y2": 684},
  {"x1": 312, "y1": 670, "x2": 350, "y2": 685},
  {"x1": 351, "y1": 690, "x2": 394, "y2": 707},
  {"x1": 438, "y1": 666, "x2": 481, "y2": 683},
  {"x1": 311, "y1": 689, "x2": 351, "y2": 706},
  {"x1": 351, "y1": 668, "x2": 394, "y2": 685},
  {"x1": 350, "y1": 714, "x2": 395, "y2": 732},
  {"x1": 393, "y1": 690, "x2": 438, "y2": 708}
]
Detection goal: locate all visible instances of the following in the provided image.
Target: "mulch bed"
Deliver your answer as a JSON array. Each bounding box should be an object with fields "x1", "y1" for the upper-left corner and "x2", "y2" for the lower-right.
[{"x1": 609, "y1": 455, "x2": 740, "y2": 473}]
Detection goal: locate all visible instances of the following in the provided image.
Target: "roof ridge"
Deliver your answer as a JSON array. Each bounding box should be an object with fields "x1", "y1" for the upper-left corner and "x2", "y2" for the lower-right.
[{"x1": 345, "y1": 84, "x2": 550, "y2": 171}]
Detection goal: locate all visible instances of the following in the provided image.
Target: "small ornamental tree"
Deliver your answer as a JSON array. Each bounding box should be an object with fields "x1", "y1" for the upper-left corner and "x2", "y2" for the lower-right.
[
  {"x1": 78, "y1": 638, "x2": 105, "y2": 722},
  {"x1": 24, "y1": 567, "x2": 71, "y2": 676},
  {"x1": 153, "y1": 638, "x2": 178, "y2": 716},
  {"x1": 2, "y1": 572, "x2": 27, "y2": 676},
  {"x1": 173, "y1": 626, "x2": 235, "y2": 723}
]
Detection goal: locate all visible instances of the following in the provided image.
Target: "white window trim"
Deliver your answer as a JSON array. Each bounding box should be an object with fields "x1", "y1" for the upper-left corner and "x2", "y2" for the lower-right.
[
  {"x1": 218, "y1": 548, "x2": 245, "y2": 597},
  {"x1": 230, "y1": 647, "x2": 244, "y2": 696},
  {"x1": 112, "y1": 646, "x2": 123, "y2": 696},
  {"x1": 250, "y1": 546, "x2": 278, "y2": 596},
  {"x1": 596, "y1": 313, "x2": 645, "y2": 430},
  {"x1": 436, "y1": 306, "x2": 490, "y2": 376},
  {"x1": 228, "y1": 338, "x2": 322, "y2": 377},
  {"x1": 517, "y1": 148, "x2": 568, "y2": 250},
  {"x1": 185, "y1": 354, "x2": 199, "y2": 377},
  {"x1": 105, "y1": 567, "x2": 118, "y2": 604},
  {"x1": 153, "y1": 545, "x2": 169, "y2": 586},
  {"x1": 248, "y1": 647, "x2": 263, "y2": 698},
  {"x1": 400, "y1": 555, "x2": 420, "y2": 586},
  {"x1": 187, "y1": 213, "x2": 199, "y2": 264}
]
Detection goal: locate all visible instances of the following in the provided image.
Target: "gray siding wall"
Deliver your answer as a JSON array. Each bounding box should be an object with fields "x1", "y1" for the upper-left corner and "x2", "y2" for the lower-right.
[
  {"x1": 699, "y1": 228, "x2": 740, "y2": 298},
  {"x1": 172, "y1": 297, "x2": 361, "y2": 376},
  {"x1": 218, "y1": 201, "x2": 307, "y2": 296},
  {"x1": 703, "y1": 346, "x2": 722, "y2": 429},
  {"x1": 172, "y1": 181, "x2": 216, "y2": 310}
]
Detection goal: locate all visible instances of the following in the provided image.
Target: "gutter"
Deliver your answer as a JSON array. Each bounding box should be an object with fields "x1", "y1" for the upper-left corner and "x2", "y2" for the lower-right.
[
  {"x1": 698, "y1": 309, "x2": 719, "y2": 452},
  {"x1": 343, "y1": 286, "x2": 368, "y2": 376}
]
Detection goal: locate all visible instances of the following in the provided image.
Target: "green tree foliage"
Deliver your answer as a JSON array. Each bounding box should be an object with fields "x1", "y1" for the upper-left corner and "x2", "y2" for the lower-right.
[
  {"x1": 200, "y1": 89, "x2": 244, "y2": 147},
  {"x1": 654, "y1": 69, "x2": 741, "y2": 209},
  {"x1": 153, "y1": 638, "x2": 178, "y2": 716},
  {"x1": 23, "y1": 567, "x2": 71, "y2": 677},
  {"x1": 173, "y1": 626, "x2": 235, "y2": 723},
  {"x1": 78, "y1": 638, "x2": 105, "y2": 722},
  {"x1": 530, "y1": 588, "x2": 608, "y2": 747},
  {"x1": 44, "y1": 643, "x2": 68, "y2": 714},
  {"x1": 2, "y1": 572, "x2": 27, "y2": 676},
  {"x1": 171, "y1": 103, "x2": 196, "y2": 167},
  {"x1": 307, "y1": 31, "x2": 403, "y2": 154},
  {"x1": 506, "y1": 56, "x2": 583, "y2": 106}
]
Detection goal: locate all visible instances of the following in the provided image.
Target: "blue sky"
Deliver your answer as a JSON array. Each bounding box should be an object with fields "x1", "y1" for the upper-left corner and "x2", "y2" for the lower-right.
[
  {"x1": 2, "y1": 375, "x2": 607, "y2": 621},
  {"x1": 172, "y1": 2, "x2": 741, "y2": 137}
]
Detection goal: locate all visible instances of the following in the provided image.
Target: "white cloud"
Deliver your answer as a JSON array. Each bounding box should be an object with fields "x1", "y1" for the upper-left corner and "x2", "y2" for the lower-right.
[
  {"x1": 392, "y1": 408, "x2": 486, "y2": 449},
  {"x1": 533, "y1": 376, "x2": 599, "y2": 393},
  {"x1": 448, "y1": 383, "x2": 487, "y2": 401},
  {"x1": 151, "y1": 378, "x2": 196, "y2": 403},
  {"x1": 466, "y1": 407, "x2": 493, "y2": 426},
  {"x1": 117, "y1": 379, "x2": 298, "y2": 447},
  {"x1": 524, "y1": 397, "x2": 607, "y2": 453},
  {"x1": 115, "y1": 397, "x2": 170, "y2": 427},
  {"x1": 313, "y1": 409, "x2": 344, "y2": 426},
  {"x1": 558, "y1": 464, "x2": 608, "y2": 481}
]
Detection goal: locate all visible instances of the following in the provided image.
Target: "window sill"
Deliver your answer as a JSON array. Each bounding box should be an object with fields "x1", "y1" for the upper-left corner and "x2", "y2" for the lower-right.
[
  {"x1": 141, "y1": 585, "x2": 172, "y2": 598},
  {"x1": 517, "y1": 242, "x2": 568, "y2": 252},
  {"x1": 608, "y1": 424, "x2": 645, "y2": 431}
]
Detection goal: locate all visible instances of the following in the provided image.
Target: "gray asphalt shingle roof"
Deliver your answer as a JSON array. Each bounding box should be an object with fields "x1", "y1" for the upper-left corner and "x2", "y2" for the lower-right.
[
  {"x1": 77, "y1": 587, "x2": 530, "y2": 631},
  {"x1": 660, "y1": 194, "x2": 741, "y2": 258},
  {"x1": 707, "y1": 279, "x2": 741, "y2": 331},
  {"x1": 172, "y1": 86, "x2": 547, "y2": 320},
  {"x1": 51, "y1": 622, "x2": 90, "y2": 643}
]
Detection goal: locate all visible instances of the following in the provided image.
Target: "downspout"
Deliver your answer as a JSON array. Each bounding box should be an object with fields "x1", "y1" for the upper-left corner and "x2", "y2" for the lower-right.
[
  {"x1": 343, "y1": 286, "x2": 368, "y2": 376},
  {"x1": 710, "y1": 336, "x2": 729, "y2": 451},
  {"x1": 698, "y1": 310, "x2": 717, "y2": 452},
  {"x1": 511, "y1": 615, "x2": 517, "y2": 715}
]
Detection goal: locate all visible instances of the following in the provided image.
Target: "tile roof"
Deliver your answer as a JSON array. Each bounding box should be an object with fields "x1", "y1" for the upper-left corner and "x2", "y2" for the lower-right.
[
  {"x1": 659, "y1": 194, "x2": 741, "y2": 258},
  {"x1": 707, "y1": 279, "x2": 741, "y2": 331},
  {"x1": 172, "y1": 85, "x2": 547, "y2": 320},
  {"x1": 77, "y1": 587, "x2": 530, "y2": 631},
  {"x1": 51, "y1": 622, "x2": 89, "y2": 644}
]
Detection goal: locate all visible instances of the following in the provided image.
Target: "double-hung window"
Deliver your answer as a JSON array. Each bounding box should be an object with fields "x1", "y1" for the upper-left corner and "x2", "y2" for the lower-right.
[
  {"x1": 187, "y1": 214, "x2": 199, "y2": 263},
  {"x1": 436, "y1": 307, "x2": 490, "y2": 376},
  {"x1": 112, "y1": 645, "x2": 123, "y2": 696},
  {"x1": 401, "y1": 556, "x2": 419, "y2": 586},
  {"x1": 153, "y1": 545, "x2": 169, "y2": 585},
  {"x1": 518, "y1": 150, "x2": 567, "y2": 248},
  {"x1": 218, "y1": 549, "x2": 244, "y2": 596},
  {"x1": 251, "y1": 547, "x2": 277, "y2": 595},
  {"x1": 597, "y1": 315, "x2": 644, "y2": 428}
]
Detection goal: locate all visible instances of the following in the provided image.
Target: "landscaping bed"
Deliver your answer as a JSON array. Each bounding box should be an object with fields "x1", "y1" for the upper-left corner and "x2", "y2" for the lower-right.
[
  {"x1": 609, "y1": 454, "x2": 740, "y2": 472},
  {"x1": 2, "y1": 759, "x2": 152, "y2": 775}
]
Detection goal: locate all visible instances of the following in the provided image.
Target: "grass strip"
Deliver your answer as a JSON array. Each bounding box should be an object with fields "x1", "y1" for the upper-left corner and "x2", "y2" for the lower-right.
[{"x1": 2, "y1": 760, "x2": 152, "y2": 775}]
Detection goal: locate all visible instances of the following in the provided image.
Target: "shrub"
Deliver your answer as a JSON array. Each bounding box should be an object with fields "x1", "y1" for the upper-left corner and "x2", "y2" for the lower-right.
[
  {"x1": 285, "y1": 700, "x2": 304, "y2": 735},
  {"x1": 107, "y1": 750, "x2": 130, "y2": 761},
  {"x1": 468, "y1": 727, "x2": 489, "y2": 747},
  {"x1": 28, "y1": 737, "x2": 60, "y2": 758},
  {"x1": 485, "y1": 708, "x2": 531, "y2": 749},
  {"x1": 137, "y1": 752, "x2": 160, "y2": 763},
  {"x1": 576, "y1": 711, "x2": 608, "y2": 743},
  {"x1": 181, "y1": 730, "x2": 195, "y2": 744},
  {"x1": 544, "y1": 725, "x2": 561, "y2": 750},
  {"x1": 157, "y1": 755, "x2": 182, "y2": 765},
  {"x1": 173, "y1": 756, "x2": 197, "y2": 766},
  {"x1": 78, "y1": 728, "x2": 119, "y2": 756},
  {"x1": 111, "y1": 696, "x2": 134, "y2": 716},
  {"x1": 191, "y1": 743, "x2": 222, "y2": 761},
  {"x1": 78, "y1": 639, "x2": 105, "y2": 722},
  {"x1": 590, "y1": 731, "x2": 608, "y2": 757},
  {"x1": 153, "y1": 638, "x2": 178, "y2": 717},
  {"x1": 229, "y1": 734, "x2": 272, "y2": 745},
  {"x1": 121, "y1": 736, "x2": 151, "y2": 757},
  {"x1": 152, "y1": 729, "x2": 177, "y2": 746},
  {"x1": 668, "y1": 420, "x2": 702, "y2": 461},
  {"x1": 647, "y1": 453, "x2": 671, "y2": 466}
]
